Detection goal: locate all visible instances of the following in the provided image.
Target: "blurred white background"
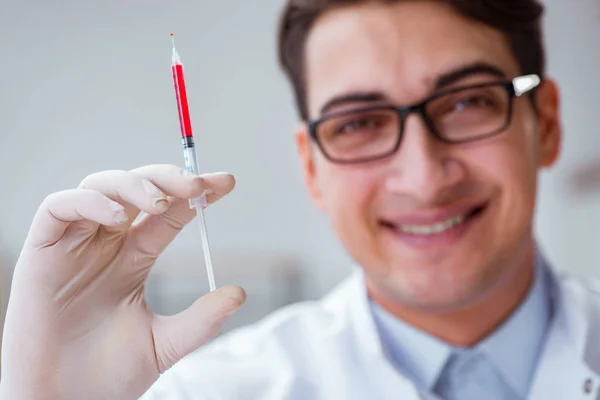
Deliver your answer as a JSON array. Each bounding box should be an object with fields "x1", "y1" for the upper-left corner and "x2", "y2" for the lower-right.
[{"x1": 0, "y1": 0, "x2": 599, "y2": 333}]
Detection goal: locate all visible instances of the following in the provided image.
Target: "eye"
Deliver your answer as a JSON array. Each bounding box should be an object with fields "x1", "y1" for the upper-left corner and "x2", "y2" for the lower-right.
[
  {"x1": 454, "y1": 96, "x2": 496, "y2": 112},
  {"x1": 338, "y1": 118, "x2": 379, "y2": 133}
]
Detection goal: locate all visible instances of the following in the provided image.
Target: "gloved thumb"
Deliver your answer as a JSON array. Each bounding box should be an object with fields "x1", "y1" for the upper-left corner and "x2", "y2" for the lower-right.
[{"x1": 151, "y1": 285, "x2": 246, "y2": 373}]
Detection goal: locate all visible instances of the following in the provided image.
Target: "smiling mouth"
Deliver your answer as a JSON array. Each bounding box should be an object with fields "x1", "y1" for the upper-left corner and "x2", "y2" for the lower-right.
[{"x1": 381, "y1": 205, "x2": 486, "y2": 236}]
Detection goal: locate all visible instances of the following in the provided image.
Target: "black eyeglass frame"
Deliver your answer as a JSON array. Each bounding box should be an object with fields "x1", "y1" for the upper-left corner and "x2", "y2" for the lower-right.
[{"x1": 306, "y1": 75, "x2": 540, "y2": 164}]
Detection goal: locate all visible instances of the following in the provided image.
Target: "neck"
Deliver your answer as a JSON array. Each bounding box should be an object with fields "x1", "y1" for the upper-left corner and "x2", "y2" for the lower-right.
[{"x1": 369, "y1": 242, "x2": 536, "y2": 347}]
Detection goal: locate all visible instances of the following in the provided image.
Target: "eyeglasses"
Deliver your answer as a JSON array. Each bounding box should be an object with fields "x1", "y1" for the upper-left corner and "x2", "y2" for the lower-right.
[{"x1": 307, "y1": 74, "x2": 541, "y2": 164}]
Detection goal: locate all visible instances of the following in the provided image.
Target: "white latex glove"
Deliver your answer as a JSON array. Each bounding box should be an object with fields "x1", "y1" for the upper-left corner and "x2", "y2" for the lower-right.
[{"x1": 0, "y1": 164, "x2": 246, "y2": 400}]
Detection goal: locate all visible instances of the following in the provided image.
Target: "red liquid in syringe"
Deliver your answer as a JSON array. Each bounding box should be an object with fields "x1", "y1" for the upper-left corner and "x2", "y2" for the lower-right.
[
  {"x1": 170, "y1": 33, "x2": 200, "y2": 178},
  {"x1": 171, "y1": 34, "x2": 193, "y2": 139}
]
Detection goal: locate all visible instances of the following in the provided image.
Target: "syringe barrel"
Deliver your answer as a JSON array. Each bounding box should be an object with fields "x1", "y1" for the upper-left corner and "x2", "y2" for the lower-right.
[
  {"x1": 182, "y1": 136, "x2": 199, "y2": 175},
  {"x1": 182, "y1": 137, "x2": 206, "y2": 209},
  {"x1": 172, "y1": 62, "x2": 193, "y2": 138}
]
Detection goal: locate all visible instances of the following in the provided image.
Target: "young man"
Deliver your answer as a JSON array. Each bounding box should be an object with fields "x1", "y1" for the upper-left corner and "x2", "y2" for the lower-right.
[{"x1": 2, "y1": 1, "x2": 599, "y2": 399}]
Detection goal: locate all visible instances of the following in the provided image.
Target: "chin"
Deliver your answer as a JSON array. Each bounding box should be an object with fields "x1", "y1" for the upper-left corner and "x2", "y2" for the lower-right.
[{"x1": 365, "y1": 246, "x2": 504, "y2": 311}]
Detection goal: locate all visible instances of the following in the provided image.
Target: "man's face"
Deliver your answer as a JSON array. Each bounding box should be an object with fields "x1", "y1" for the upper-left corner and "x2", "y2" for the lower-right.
[{"x1": 297, "y1": 1, "x2": 561, "y2": 311}]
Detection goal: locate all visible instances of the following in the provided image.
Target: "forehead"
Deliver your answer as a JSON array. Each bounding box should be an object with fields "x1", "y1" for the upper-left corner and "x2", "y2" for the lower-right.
[{"x1": 304, "y1": 1, "x2": 520, "y2": 118}]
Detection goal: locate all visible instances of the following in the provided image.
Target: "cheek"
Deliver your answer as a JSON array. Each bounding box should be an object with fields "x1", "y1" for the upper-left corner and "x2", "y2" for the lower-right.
[
  {"x1": 316, "y1": 162, "x2": 381, "y2": 242},
  {"x1": 467, "y1": 127, "x2": 538, "y2": 222}
]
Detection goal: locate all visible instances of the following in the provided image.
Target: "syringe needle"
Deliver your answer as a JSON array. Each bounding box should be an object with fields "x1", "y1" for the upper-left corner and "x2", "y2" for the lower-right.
[
  {"x1": 170, "y1": 32, "x2": 181, "y2": 65},
  {"x1": 196, "y1": 206, "x2": 216, "y2": 292}
]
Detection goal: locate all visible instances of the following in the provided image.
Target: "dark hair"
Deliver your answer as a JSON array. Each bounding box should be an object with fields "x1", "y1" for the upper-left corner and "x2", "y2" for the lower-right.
[{"x1": 277, "y1": 0, "x2": 545, "y2": 120}]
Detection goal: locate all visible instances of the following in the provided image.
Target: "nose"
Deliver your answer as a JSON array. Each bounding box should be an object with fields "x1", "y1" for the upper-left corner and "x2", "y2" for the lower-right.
[{"x1": 384, "y1": 114, "x2": 466, "y2": 203}]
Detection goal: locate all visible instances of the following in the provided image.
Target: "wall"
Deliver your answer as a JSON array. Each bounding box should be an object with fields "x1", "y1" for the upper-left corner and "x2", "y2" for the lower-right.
[
  {"x1": 0, "y1": 0, "x2": 599, "y2": 322},
  {"x1": 535, "y1": 0, "x2": 600, "y2": 276}
]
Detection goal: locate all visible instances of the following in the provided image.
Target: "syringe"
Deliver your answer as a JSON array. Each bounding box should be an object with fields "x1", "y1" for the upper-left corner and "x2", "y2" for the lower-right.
[{"x1": 170, "y1": 33, "x2": 216, "y2": 292}]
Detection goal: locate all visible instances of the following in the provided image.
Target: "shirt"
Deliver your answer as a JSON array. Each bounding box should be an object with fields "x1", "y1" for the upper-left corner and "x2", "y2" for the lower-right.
[{"x1": 369, "y1": 249, "x2": 554, "y2": 398}]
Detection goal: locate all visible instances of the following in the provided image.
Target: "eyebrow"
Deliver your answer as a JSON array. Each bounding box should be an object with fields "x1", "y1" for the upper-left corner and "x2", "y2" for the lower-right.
[{"x1": 318, "y1": 61, "x2": 507, "y2": 115}]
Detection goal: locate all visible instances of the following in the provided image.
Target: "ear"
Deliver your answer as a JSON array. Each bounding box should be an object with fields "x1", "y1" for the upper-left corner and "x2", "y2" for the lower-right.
[
  {"x1": 535, "y1": 79, "x2": 562, "y2": 168},
  {"x1": 296, "y1": 123, "x2": 325, "y2": 210}
]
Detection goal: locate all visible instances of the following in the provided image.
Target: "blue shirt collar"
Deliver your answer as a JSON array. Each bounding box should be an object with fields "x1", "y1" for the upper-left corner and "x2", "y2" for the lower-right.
[
  {"x1": 477, "y1": 249, "x2": 553, "y2": 396},
  {"x1": 370, "y1": 300, "x2": 451, "y2": 389},
  {"x1": 369, "y1": 249, "x2": 554, "y2": 397}
]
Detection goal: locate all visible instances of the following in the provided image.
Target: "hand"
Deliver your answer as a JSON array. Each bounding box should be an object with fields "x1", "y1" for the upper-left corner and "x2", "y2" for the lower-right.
[{"x1": 0, "y1": 164, "x2": 246, "y2": 400}]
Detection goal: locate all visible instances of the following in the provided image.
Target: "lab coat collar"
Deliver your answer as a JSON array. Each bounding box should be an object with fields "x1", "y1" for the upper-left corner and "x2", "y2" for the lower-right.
[
  {"x1": 524, "y1": 266, "x2": 600, "y2": 399},
  {"x1": 344, "y1": 268, "x2": 383, "y2": 358}
]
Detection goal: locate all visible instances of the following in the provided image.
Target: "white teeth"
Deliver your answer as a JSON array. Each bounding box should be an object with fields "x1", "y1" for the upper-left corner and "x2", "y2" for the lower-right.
[{"x1": 398, "y1": 215, "x2": 466, "y2": 235}]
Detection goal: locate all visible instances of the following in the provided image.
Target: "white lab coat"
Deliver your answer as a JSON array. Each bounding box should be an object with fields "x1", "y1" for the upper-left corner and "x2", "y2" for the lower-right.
[{"x1": 141, "y1": 267, "x2": 600, "y2": 400}]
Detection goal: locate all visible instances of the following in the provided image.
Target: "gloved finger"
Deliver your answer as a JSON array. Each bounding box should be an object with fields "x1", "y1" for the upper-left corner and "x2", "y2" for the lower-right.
[
  {"x1": 130, "y1": 164, "x2": 236, "y2": 206},
  {"x1": 128, "y1": 171, "x2": 236, "y2": 262},
  {"x1": 27, "y1": 189, "x2": 128, "y2": 248},
  {"x1": 129, "y1": 198, "x2": 194, "y2": 263},
  {"x1": 78, "y1": 170, "x2": 171, "y2": 232},
  {"x1": 195, "y1": 172, "x2": 237, "y2": 205},
  {"x1": 151, "y1": 285, "x2": 246, "y2": 373}
]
